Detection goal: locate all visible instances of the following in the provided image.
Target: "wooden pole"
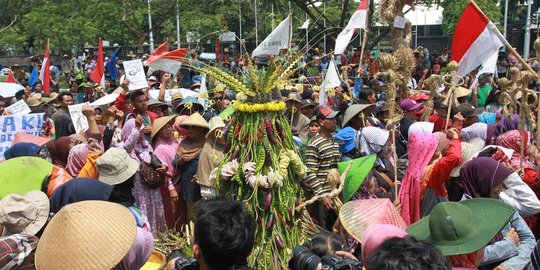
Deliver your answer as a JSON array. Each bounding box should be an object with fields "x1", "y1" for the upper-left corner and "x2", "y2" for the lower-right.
[
  {"x1": 357, "y1": 28, "x2": 369, "y2": 76},
  {"x1": 536, "y1": 92, "x2": 540, "y2": 144}
]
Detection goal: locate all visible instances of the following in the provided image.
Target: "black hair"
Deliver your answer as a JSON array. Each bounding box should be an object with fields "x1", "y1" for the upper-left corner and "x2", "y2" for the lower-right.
[
  {"x1": 15, "y1": 90, "x2": 26, "y2": 100},
  {"x1": 57, "y1": 92, "x2": 73, "y2": 102},
  {"x1": 302, "y1": 232, "x2": 345, "y2": 257},
  {"x1": 194, "y1": 200, "x2": 255, "y2": 270},
  {"x1": 366, "y1": 236, "x2": 451, "y2": 270},
  {"x1": 358, "y1": 89, "x2": 375, "y2": 101},
  {"x1": 0, "y1": 95, "x2": 5, "y2": 103},
  {"x1": 130, "y1": 90, "x2": 145, "y2": 103}
]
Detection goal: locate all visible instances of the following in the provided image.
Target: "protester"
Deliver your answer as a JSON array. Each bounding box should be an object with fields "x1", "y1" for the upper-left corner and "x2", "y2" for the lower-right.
[
  {"x1": 285, "y1": 93, "x2": 310, "y2": 139},
  {"x1": 51, "y1": 92, "x2": 75, "y2": 138}
]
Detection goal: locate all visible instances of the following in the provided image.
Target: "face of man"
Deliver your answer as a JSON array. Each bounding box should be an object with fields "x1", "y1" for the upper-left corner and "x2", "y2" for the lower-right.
[
  {"x1": 61, "y1": 95, "x2": 74, "y2": 109},
  {"x1": 35, "y1": 83, "x2": 43, "y2": 93},
  {"x1": 149, "y1": 106, "x2": 164, "y2": 117},
  {"x1": 132, "y1": 95, "x2": 148, "y2": 112},
  {"x1": 320, "y1": 117, "x2": 337, "y2": 132},
  {"x1": 301, "y1": 106, "x2": 316, "y2": 119},
  {"x1": 212, "y1": 92, "x2": 224, "y2": 110},
  {"x1": 367, "y1": 94, "x2": 377, "y2": 104}
]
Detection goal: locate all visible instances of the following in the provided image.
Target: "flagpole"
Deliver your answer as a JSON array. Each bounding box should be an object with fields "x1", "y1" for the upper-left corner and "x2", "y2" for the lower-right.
[
  {"x1": 254, "y1": 0, "x2": 259, "y2": 46},
  {"x1": 147, "y1": 0, "x2": 155, "y2": 52},
  {"x1": 176, "y1": 0, "x2": 181, "y2": 49},
  {"x1": 239, "y1": 2, "x2": 243, "y2": 55},
  {"x1": 524, "y1": 0, "x2": 532, "y2": 59},
  {"x1": 323, "y1": 0, "x2": 327, "y2": 53},
  {"x1": 289, "y1": 14, "x2": 293, "y2": 51},
  {"x1": 504, "y1": 0, "x2": 509, "y2": 37},
  {"x1": 306, "y1": 14, "x2": 309, "y2": 50}
]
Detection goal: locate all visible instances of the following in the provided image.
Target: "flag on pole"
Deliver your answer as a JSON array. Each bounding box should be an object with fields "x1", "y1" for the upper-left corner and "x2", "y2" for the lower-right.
[
  {"x1": 334, "y1": 0, "x2": 368, "y2": 55},
  {"x1": 451, "y1": 2, "x2": 508, "y2": 77},
  {"x1": 28, "y1": 67, "x2": 38, "y2": 87},
  {"x1": 105, "y1": 47, "x2": 121, "y2": 81},
  {"x1": 146, "y1": 48, "x2": 189, "y2": 75},
  {"x1": 5, "y1": 70, "x2": 15, "y2": 83},
  {"x1": 39, "y1": 40, "x2": 51, "y2": 94},
  {"x1": 252, "y1": 15, "x2": 291, "y2": 57},
  {"x1": 216, "y1": 37, "x2": 221, "y2": 63},
  {"x1": 146, "y1": 41, "x2": 170, "y2": 64},
  {"x1": 299, "y1": 19, "x2": 310, "y2": 29},
  {"x1": 90, "y1": 38, "x2": 105, "y2": 87},
  {"x1": 319, "y1": 56, "x2": 342, "y2": 107}
]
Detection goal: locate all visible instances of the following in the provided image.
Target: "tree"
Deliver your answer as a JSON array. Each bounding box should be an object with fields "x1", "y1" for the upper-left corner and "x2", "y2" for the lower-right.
[{"x1": 441, "y1": 0, "x2": 501, "y2": 34}]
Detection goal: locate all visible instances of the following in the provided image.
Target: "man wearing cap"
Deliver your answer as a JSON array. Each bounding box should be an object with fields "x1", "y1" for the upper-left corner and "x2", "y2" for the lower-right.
[
  {"x1": 285, "y1": 93, "x2": 310, "y2": 139},
  {"x1": 171, "y1": 92, "x2": 184, "y2": 110},
  {"x1": 304, "y1": 106, "x2": 341, "y2": 229},
  {"x1": 148, "y1": 75, "x2": 160, "y2": 89},
  {"x1": 301, "y1": 99, "x2": 317, "y2": 119},
  {"x1": 369, "y1": 79, "x2": 386, "y2": 102},
  {"x1": 459, "y1": 103, "x2": 484, "y2": 128},
  {"x1": 396, "y1": 98, "x2": 424, "y2": 157}
]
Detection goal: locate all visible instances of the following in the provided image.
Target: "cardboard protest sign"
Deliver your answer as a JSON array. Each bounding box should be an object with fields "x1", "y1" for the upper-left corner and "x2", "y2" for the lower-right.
[
  {"x1": 123, "y1": 59, "x2": 147, "y2": 90},
  {"x1": 5, "y1": 100, "x2": 32, "y2": 115},
  {"x1": 0, "y1": 113, "x2": 44, "y2": 159},
  {"x1": 68, "y1": 102, "x2": 90, "y2": 134}
]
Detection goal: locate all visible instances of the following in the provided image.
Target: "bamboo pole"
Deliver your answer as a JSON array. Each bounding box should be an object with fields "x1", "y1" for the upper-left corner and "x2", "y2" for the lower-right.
[{"x1": 357, "y1": 28, "x2": 369, "y2": 76}]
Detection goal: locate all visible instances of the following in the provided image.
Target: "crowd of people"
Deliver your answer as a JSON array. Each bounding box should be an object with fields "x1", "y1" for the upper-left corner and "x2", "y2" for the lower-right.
[{"x1": 3, "y1": 41, "x2": 540, "y2": 270}]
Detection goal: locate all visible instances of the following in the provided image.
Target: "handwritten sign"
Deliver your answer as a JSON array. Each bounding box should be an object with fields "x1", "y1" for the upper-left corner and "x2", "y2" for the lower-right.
[
  {"x1": 5, "y1": 100, "x2": 31, "y2": 115},
  {"x1": 0, "y1": 113, "x2": 44, "y2": 159},
  {"x1": 68, "y1": 102, "x2": 90, "y2": 134},
  {"x1": 123, "y1": 59, "x2": 147, "y2": 90}
]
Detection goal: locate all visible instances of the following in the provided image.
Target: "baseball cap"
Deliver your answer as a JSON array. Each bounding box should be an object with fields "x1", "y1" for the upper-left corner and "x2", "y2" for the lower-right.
[
  {"x1": 459, "y1": 103, "x2": 484, "y2": 118},
  {"x1": 316, "y1": 106, "x2": 339, "y2": 120},
  {"x1": 400, "y1": 98, "x2": 423, "y2": 112},
  {"x1": 147, "y1": 76, "x2": 157, "y2": 82},
  {"x1": 301, "y1": 99, "x2": 316, "y2": 108}
]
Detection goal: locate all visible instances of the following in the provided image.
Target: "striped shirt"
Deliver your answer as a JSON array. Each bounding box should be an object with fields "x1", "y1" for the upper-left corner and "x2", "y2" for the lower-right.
[{"x1": 305, "y1": 134, "x2": 342, "y2": 196}]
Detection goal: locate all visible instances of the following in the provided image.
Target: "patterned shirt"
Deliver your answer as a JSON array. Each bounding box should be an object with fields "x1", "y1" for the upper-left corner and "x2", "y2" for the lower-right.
[
  {"x1": 0, "y1": 234, "x2": 38, "y2": 270},
  {"x1": 305, "y1": 134, "x2": 342, "y2": 196}
]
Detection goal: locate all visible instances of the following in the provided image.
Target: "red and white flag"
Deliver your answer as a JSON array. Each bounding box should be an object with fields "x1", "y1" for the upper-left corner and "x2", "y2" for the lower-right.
[
  {"x1": 451, "y1": 2, "x2": 508, "y2": 77},
  {"x1": 334, "y1": 0, "x2": 368, "y2": 55},
  {"x1": 5, "y1": 70, "x2": 15, "y2": 83},
  {"x1": 39, "y1": 39, "x2": 51, "y2": 94},
  {"x1": 90, "y1": 38, "x2": 105, "y2": 87},
  {"x1": 146, "y1": 41, "x2": 170, "y2": 64},
  {"x1": 146, "y1": 46, "x2": 188, "y2": 75}
]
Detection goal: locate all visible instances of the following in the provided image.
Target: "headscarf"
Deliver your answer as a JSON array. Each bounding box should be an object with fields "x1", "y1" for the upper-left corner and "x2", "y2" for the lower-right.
[
  {"x1": 494, "y1": 114, "x2": 519, "y2": 140},
  {"x1": 66, "y1": 144, "x2": 90, "y2": 177},
  {"x1": 497, "y1": 130, "x2": 536, "y2": 171},
  {"x1": 335, "y1": 127, "x2": 357, "y2": 154},
  {"x1": 114, "y1": 227, "x2": 154, "y2": 270},
  {"x1": 46, "y1": 137, "x2": 81, "y2": 168},
  {"x1": 356, "y1": 127, "x2": 390, "y2": 168},
  {"x1": 3, "y1": 142, "x2": 41, "y2": 160},
  {"x1": 122, "y1": 119, "x2": 142, "y2": 142},
  {"x1": 109, "y1": 178, "x2": 136, "y2": 207},
  {"x1": 49, "y1": 178, "x2": 113, "y2": 213},
  {"x1": 460, "y1": 122, "x2": 488, "y2": 142},
  {"x1": 361, "y1": 224, "x2": 408, "y2": 266},
  {"x1": 459, "y1": 157, "x2": 513, "y2": 198},
  {"x1": 153, "y1": 131, "x2": 179, "y2": 178},
  {"x1": 398, "y1": 132, "x2": 438, "y2": 225}
]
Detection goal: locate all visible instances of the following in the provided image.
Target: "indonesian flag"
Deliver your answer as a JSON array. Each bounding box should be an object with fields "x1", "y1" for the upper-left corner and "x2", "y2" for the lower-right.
[
  {"x1": 334, "y1": 0, "x2": 368, "y2": 55},
  {"x1": 6, "y1": 70, "x2": 15, "y2": 83},
  {"x1": 451, "y1": 2, "x2": 508, "y2": 77},
  {"x1": 146, "y1": 41, "x2": 188, "y2": 75},
  {"x1": 39, "y1": 39, "x2": 50, "y2": 94},
  {"x1": 89, "y1": 38, "x2": 105, "y2": 87}
]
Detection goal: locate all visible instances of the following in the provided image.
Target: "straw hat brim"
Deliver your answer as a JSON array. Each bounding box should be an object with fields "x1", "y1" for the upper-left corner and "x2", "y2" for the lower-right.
[
  {"x1": 179, "y1": 113, "x2": 209, "y2": 130},
  {"x1": 35, "y1": 201, "x2": 137, "y2": 270},
  {"x1": 406, "y1": 198, "x2": 514, "y2": 256},
  {"x1": 151, "y1": 115, "x2": 176, "y2": 140},
  {"x1": 342, "y1": 104, "x2": 376, "y2": 128},
  {"x1": 339, "y1": 198, "x2": 407, "y2": 243},
  {"x1": 0, "y1": 157, "x2": 53, "y2": 198},
  {"x1": 98, "y1": 156, "x2": 139, "y2": 186}
]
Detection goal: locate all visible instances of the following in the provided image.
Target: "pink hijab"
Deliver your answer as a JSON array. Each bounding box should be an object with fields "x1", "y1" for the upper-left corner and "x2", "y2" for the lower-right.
[
  {"x1": 398, "y1": 132, "x2": 438, "y2": 225},
  {"x1": 116, "y1": 227, "x2": 154, "y2": 270},
  {"x1": 361, "y1": 224, "x2": 408, "y2": 266},
  {"x1": 66, "y1": 144, "x2": 89, "y2": 177},
  {"x1": 153, "y1": 136, "x2": 179, "y2": 178}
]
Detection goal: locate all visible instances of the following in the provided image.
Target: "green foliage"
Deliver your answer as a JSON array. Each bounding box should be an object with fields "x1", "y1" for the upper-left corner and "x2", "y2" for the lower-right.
[{"x1": 441, "y1": 0, "x2": 502, "y2": 34}]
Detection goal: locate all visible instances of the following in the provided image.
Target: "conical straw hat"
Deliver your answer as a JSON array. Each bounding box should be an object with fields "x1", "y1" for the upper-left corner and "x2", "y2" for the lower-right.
[{"x1": 35, "y1": 200, "x2": 136, "y2": 270}]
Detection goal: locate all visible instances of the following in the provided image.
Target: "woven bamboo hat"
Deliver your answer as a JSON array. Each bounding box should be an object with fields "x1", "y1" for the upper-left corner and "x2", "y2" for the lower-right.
[
  {"x1": 339, "y1": 198, "x2": 407, "y2": 243},
  {"x1": 151, "y1": 115, "x2": 176, "y2": 139},
  {"x1": 35, "y1": 200, "x2": 136, "y2": 270},
  {"x1": 179, "y1": 112, "x2": 209, "y2": 129}
]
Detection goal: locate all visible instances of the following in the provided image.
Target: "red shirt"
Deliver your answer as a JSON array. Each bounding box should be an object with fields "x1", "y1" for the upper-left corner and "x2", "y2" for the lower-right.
[{"x1": 426, "y1": 138, "x2": 462, "y2": 197}]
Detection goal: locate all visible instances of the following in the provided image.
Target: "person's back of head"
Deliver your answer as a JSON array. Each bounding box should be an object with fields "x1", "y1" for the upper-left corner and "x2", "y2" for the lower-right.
[
  {"x1": 193, "y1": 200, "x2": 255, "y2": 270},
  {"x1": 366, "y1": 236, "x2": 451, "y2": 270},
  {"x1": 302, "y1": 231, "x2": 344, "y2": 257}
]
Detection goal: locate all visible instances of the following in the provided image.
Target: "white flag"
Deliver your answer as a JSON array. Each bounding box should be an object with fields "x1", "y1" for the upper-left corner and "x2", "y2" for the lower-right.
[
  {"x1": 334, "y1": 0, "x2": 368, "y2": 55},
  {"x1": 299, "y1": 19, "x2": 310, "y2": 29},
  {"x1": 470, "y1": 50, "x2": 498, "y2": 88},
  {"x1": 319, "y1": 57, "x2": 342, "y2": 107},
  {"x1": 252, "y1": 15, "x2": 291, "y2": 57}
]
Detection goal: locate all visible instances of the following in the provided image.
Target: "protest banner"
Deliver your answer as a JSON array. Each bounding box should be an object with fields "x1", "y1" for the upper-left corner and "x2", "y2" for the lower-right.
[
  {"x1": 0, "y1": 113, "x2": 44, "y2": 159},
  {"x1": 68, "y1": 102, "x2": 90, "y2": 134},
  {"x1": 5, "y1": 100, "x2": 32, "y2": 115},
  {"x1": 148, "y1": 88, "x2": 198, "y2": 103},
  {"x1": 123, "y1": 59, "x2": 147, "y2": 90}
]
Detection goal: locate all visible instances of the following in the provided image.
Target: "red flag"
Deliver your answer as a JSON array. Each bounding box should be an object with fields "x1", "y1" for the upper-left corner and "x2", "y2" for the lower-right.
[
  {"x1": 216, "y1": 37, "x2": 221, "y2": 63},
  {"x1": 451, "y1": 3, "x2": 508, "y2": 76},
  {"x1": 146, "y1": 48, "x2": 188, "y2": 74},
  {"x1": 6, "y1": 70, "x2": 15, "y2": 83},
  {"x1": 39, "y1": 40, "x2": 51, "y2": 94},
  {"x1": 90, "y1": 37, "x2": 105, "y2": 85},
  {"x1": 146, "y1": 41, "x2": 170, "y2": 64}
]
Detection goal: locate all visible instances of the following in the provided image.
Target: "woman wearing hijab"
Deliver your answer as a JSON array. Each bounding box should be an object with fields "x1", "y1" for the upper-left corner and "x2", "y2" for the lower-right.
[
  {"x1": 494, "y1": 113, "x2": 519, "y2": 142},
  {"x1": 461, "y1": 122, "x2": 495, "y2": 144},
  {"x1": 195, "y1": 117, "x2": 226, "y2": 200},
  {"x1": 114, "y1": 227, "x2": 154, "y2": 270},
  {"x1": 497, "y1": 130, "x2": 539, "y2": 187},
  {"x1": 49, "y1": 177, "x2": 114, "y2": 213},
  {"x1": 45, "y1": 136, "x2": 82, "y2": 168},
  {"x1": 420, "y1": 130, "x2": 462, "y2": 217},
  {"x1": 174, "y1": 112, "x2": 209, "y2": 223},
  {"x1": 460, "y1": 158, "x2": 536, "y2": 270},
  {"x1": 3, "y1": 142, "x2": 42, "y2": 160},
  {"x1": 117, "y1": 116, "x2": 168, "y2": 236},
  {"x1": 399, "y1": 131, "x2": 439, "y2": 225},
  {"x1": 151, "y1": 115, "x2": 186, "y2": 231}
]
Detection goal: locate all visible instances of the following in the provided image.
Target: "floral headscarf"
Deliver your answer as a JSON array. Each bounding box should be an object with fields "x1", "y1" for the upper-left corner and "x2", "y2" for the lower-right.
[{"x1": 497, "y1": 130, "x2": 536, "y2": 171}]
